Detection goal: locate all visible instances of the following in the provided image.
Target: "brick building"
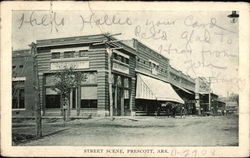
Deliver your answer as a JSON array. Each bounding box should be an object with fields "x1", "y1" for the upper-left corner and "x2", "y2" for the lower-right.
[{"x1": 12, "y1": 49, "x2": 36, "y2": 116}]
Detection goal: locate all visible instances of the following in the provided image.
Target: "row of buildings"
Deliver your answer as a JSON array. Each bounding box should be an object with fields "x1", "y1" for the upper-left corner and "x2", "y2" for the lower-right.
[{"x1": 12, "y1": 33, "x2": 225, "y2": 117}]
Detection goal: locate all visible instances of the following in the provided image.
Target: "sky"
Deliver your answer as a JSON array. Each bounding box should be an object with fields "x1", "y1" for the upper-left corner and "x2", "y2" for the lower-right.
[{"x1": 12, "y1": 10, "x2": 240, "y2": 97}]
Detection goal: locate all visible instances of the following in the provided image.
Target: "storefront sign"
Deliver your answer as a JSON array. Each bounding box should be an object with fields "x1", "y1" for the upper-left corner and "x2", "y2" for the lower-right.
[
  {"x1": 113, "y1": 62, "x2": 129, "y2": 74},
  {"x1": 50, "y1": 61, "x2": 89, "y2": 70},
  {"x1": 195, "y1": 77, "x2": 210, "y2": 93}
]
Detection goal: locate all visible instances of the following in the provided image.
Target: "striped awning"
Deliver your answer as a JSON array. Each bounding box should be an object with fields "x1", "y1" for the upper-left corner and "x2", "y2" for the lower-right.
[{"x1": 136, "y1": 74, "x2": 184, "y2": 104}]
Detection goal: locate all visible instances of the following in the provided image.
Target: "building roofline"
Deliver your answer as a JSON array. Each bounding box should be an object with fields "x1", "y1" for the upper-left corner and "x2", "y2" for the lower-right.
[
  {"x1": 35, "y1": 33, "x2": 137, "y2": 55},
  {"x1": 132, "y1": 38, "x2": 170, "y2": 61},
  {"x1": 36, "y1": 33, "x2": 108, "y2": 43}
]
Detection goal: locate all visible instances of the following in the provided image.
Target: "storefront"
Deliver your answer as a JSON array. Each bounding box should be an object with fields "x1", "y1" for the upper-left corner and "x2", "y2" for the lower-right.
[{"x1": 135, "y1": 74, "x2": 184, "y2": 116}]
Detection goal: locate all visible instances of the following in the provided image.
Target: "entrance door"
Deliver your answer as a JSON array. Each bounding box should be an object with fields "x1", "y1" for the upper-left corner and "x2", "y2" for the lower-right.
[
  {"x1": 116, "y1": 88, "x2": 124, "y2": 116},
  {"x1": 70, "y1": 88, "x2": 77, "y2": 109}
]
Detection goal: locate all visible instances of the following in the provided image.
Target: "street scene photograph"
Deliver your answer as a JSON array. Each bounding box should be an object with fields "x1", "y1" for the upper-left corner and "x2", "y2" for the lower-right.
[{"x1": 11, "y1": 9, "x2": 240, "y2": 147}]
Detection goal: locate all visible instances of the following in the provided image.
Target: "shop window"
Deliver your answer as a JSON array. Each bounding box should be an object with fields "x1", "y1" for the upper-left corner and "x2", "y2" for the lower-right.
[
  {"x1": 81, "y1": 86, "x2": 97, "y2": 108},
  {"x1": 45, "y1": 95, "x2": 61, "y2": 108},
  {"x1": 12, "y1": 87, "x2": 25, "y2": 109},
  {"x1": 64, "y1": 51, "x2": 74, "y2": 58},
  {"x1": 81, "y1": 100, "x2": 97, "y2": 108},
  {"x1": 45, "y1": 88, "x2": 60, "y2": 108},
  {"x1": 52, "y1": 52, "x2": 60, "y2": 59}
]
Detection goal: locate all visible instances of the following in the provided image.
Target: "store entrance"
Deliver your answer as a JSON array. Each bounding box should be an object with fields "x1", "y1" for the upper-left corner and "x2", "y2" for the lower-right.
[
  {"x1": 115, "y1": 87, "x2": 124, "y2": 116},
  {"x1": 112, "y1": 74, "x2": 130, "y2": 116}
]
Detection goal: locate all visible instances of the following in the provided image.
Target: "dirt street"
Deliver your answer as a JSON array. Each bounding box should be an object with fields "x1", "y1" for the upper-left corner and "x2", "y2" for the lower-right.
[{"x1": 12, "y1": 115, "x2": 238, "y2": 146}]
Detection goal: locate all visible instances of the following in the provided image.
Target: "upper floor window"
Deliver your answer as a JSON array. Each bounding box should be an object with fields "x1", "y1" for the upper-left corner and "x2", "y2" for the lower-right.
[
  {"x1": 125, "y1": 58, "x2": 129, "y2": 64},
  {"x1": 19, "y1": 65, "x2": 23, "y2": 68},
  {"x1": 79, "y1": 50, "x2": 88, "y2": 57},
  {"x1": 64, "y1": 51, "x2": 74, "y2": 58},
  {"x1": 113, "y1": 52, "x2": 129, "y2": 65},
  {"x1": 52, "y1": 52, "x2": 60, "y2": 59}
]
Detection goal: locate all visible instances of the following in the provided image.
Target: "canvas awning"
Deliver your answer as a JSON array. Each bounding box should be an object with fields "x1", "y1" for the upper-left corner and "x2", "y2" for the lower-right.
[{"x1": 136, "y1": 74, "x2": 184, "y2": 104}]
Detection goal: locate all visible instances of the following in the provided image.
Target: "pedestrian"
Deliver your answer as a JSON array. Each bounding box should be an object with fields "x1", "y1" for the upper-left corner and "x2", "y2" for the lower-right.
[
  {"x1": 181, "y1": 106, "x2": 185, "y2": 118},
  {"x1": 156, "y1": 105, "x2": 161, "y2": 116},
  {"x1": 172, "y1": 105, "x2": 176, "y2": 118}
]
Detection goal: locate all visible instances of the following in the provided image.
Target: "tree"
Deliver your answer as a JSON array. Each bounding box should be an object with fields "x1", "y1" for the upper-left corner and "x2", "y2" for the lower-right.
[
  {"x1": 52, "y1": 66, "x2": 87, "y2": 121},
  {"x1": 229, "y1": 93, "x2": 239, "y2": 105}
]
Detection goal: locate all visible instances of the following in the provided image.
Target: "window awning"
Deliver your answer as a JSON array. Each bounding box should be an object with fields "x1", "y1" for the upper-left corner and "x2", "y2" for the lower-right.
[{"x1": 136, "y1": 74, "x2": 184, "y2": 104}]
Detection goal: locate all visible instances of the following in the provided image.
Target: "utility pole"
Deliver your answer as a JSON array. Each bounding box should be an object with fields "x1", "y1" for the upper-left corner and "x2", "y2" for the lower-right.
[
  {"x1": 30, "y1": 42, "x2": 42, "y2": 138},
  {"x1": 208, "y1": 77, "x2": 211, "y2": 112},
  {"x1": 107, "y1": 47, "x2": 113, "y2": 119},
  {"x1": 195, "y1": 78, "x2": 201, "y2": 115}
]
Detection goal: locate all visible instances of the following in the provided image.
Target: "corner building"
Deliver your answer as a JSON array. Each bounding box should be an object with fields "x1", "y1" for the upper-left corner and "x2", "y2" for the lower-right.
[{"x1": 35, "y1": 34, "x2": 136, "y2": 117}]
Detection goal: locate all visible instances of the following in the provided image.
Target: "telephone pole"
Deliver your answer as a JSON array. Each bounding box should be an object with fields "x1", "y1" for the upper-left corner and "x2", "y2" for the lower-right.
[
  {"x1": 103, "y1": 33, "x2": 122, "y2": 119},
  {"x1": 30, "y1": 42, "x2": 42, "y2": 138},
  {"x1": 107, "y1": 47, "x2": 113, "y2": 119}
]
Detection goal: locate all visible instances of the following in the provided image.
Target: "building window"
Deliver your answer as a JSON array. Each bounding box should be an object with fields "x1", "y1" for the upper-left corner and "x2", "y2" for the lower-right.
[
  {"x1": 12, "y1": 66, "x2": 16, "y2": 69},
  {"x1": 80, "y1": 86, "x2": 97, "y2": 108},
  {"x1": 81, "y1": 100, "x2": 97, "y2": 108},
  {"x1": 80, "y1": 72, "x2": 97, "y2": 84},
  {"x1": 52, "y1": 52, "x2": 60, "y2": 59},
  {"x1": 19, "y1": 65, "x2": 23, "y2": 68},
  {"x1": 12, "y1": 81, "x2": 25, "y2": 109},
  {"x1": 45, "y1": 88, "x2": 60, "y2": 108},
  {"x1": 64, "y1": 51, "x2": 74, "y2": 58},
  {"x1": 125, "y1": 58, "x2": 129, "y2": 64},
  {"x1": 117, "y1": 75, "x2": 122, "y2": 87},
  {"x1": 124, "y1": 89, "x2": 130, "y2": 110},
  {"x1": 124, "y1": 78, "x2": 129, "y2": 88},
  {"x1": 113, "y1": 53, "x2": 129, "y2": 65},
  {"x1": 79, "y1": 50, "x2": 88, "y2": 57}
]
